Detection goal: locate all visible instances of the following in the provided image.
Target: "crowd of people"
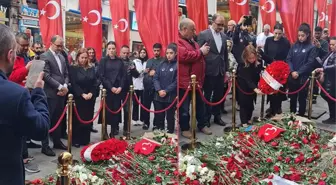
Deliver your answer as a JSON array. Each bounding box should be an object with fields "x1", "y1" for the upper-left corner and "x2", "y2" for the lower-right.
[{"x1": 177, "y1": 14, "x2": 335, "y2": 138}]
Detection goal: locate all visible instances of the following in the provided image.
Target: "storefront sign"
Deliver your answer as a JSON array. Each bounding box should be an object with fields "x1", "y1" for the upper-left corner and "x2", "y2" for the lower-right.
[
  {"x1": 21, "y1": 6, "x2": 39, "y2": 18},
  {"x1": 0, "y1": 5, "x2": 9, "y2": 24},
  {"x1": 179, "y1": 0, "x2": 186, "y2": 4},
  {"x1": 22, "y1": 19, "x2": 39, "y2": 27}
]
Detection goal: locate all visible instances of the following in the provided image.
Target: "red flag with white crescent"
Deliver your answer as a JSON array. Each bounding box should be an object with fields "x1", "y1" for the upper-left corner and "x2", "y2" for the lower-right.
[
  {"x1": 109, "y1": 0, "x2": 130, "y2": 54},
  {"x1": 229, "y1": 0, "x2": 250, "y2": 23},
  {"x1": 38, "y1": 0, "x2": 63, "y2": 48},
  {"x1": 317, "y1": 0, "x2": 327, "y2": 28},
  {"x1": 258, "y1": 123, "x2": 285, "y2": 142},
  {"x1": 259, "y1": 0, "x2": 276, "y2": 31},
  {"x1": 79, "y1": 0, "x2": 103, "y2": 60}
]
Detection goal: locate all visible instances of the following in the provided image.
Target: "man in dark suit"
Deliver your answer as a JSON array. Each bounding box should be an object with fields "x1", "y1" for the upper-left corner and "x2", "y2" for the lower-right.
[
  {"x1": 41, "y1": 35, "x2": 69, "y2": 156},
  {"x1": 0, "y1": 24, "x2": 49, "y2": 185},
  {"x1": 198, "y1": 14, "x2": 229, "y2": 127}
]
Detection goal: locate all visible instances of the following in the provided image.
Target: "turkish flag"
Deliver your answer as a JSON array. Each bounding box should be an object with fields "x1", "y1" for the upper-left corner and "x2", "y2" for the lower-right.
[
  {"x1": 134, "y1": 138, "x2": 161, "y2": 155},
  {"x1": 229, "y1": 0, "x2": 250, "y2": 23},
  {"x1": 258, "y1": 123, "x2": 285, "y2": 142},
  {"x1": 277, "y1": 0, "x2": 314, "y2": 44},
  {"x1": 38, "y1": 0, "x2": 63, "y2": 48},
  {"x1": 259, "y1": 0, "x2": 276, "y2": 31},
  {"x1": 329, "y1": 0, "x2": 336, "y2": 36},
  {"x1": 134, "y1": 0, "x2": 178, "y2": 58},
  {"x1": 109, "y1": 0, "x2": 130, "y2": 54},
  {"x1": 79, "y1": 0, "x2": 103, "y2": 60},
  {"x1": 317, "y1": 0, "x2": 327, "y2": 28},
  {"x1": 186, "y1": 0, "x2": 208, "y2": 34}
]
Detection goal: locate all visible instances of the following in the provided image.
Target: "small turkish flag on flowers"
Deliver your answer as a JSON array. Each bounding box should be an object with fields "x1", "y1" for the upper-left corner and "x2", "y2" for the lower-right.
[
  {"x1": 258, "y1": 124, "x2": 285, "y2": 142},
  {"x1": 134, "y1": 138, "x2": 161, "y2": 155}
]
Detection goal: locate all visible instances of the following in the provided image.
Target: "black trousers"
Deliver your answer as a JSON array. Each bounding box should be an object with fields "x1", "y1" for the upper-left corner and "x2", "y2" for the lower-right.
[
  {"x1": 133, "y1": 90, "x2": 145, "y2": 122},
  {"x1": 203, "y1": 75, "x2": 225, "y2": 122},
  {"x1": 22, "y1": 137, "x2": 28, "y2": 159},
  {"x1": 322, "y1": 93, "x2": 336, "y2": 119},
  {"x1": 153, "y1": 101, "x2": 175, "y2": 133},
  {"x1": 179, "y1": 88, "x2": 206, "y2": 131},
  {"x1": 105, "y1": 93, "x2": 121, "y2": 134},
  {"x1": 143, "y1": 89, "x2": 155, "y2": 127},
  {"x1": 288, "y1": 83, "x2": 309, "y2": 116},
  {"x1": 42, "y1": 96, "x2": 66, "y2": 148},
  {"x1": 121, "y1": 91, "x2": 129, "y2": 132},
  {"x1": 238, "y1": 92, "x2": 255, "y2": 124}
]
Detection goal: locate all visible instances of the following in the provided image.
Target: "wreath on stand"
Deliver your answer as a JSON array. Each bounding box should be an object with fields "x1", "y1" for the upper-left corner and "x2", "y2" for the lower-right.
[{"x1": 258, "y1": 60, "x2": 290, "y2": 94}]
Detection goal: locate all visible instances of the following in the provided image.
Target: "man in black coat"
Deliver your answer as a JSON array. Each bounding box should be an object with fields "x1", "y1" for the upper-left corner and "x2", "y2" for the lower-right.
[
  {"x1": 0, "y1": 24, "x2": 49, "y2": 185},
  {"x1": 119, "y1": 45, "x2": 140, "y2": 136},
  {"x1": 198, "y1": 14, "x2": 229, "y2": 127}
]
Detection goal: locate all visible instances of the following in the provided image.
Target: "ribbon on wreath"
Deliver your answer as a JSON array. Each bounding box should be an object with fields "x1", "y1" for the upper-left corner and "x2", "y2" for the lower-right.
[{"x1": 261, "y1": 70, "x2": 283, "y2": 91}]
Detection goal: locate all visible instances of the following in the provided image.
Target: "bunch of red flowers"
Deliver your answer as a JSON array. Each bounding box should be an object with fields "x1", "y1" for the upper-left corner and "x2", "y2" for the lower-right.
[
  {"x1": 80, "y1": 138, "x2": 128, "y2": 162},
  {"x1": 258, "y1": 61, "x2": 290, "y2": 94}
]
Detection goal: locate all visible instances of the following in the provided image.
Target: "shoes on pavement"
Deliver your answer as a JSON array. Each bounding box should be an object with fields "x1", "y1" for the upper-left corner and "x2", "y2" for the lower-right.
[
  {"x1": 322, "y1": 118, "x2": 336, "y2": 124},
  {"x1": 142, "y1": 124, "x2": 149, "y2": 130},
  {"x1": 41, "y1": 146, "x2": 56, "y2": 156},
  {"x1": 214, "y1": 116, "x2": 226, "y2": 126},
  {"x1": 90, "y1": 128, "x2": 98, "y2": 133},
  {"x1": 24, "y1": 161, "x2": 40, "y2": 173},
  {"x1": 200, "y1": 127, "x2": 212, "y2": 135},
  {"x1": 54, "y1": 142, "x2": 67, "y2": 150},
  {"x1": 181, "y1": 131, "x2": 192, "y2": 139}
]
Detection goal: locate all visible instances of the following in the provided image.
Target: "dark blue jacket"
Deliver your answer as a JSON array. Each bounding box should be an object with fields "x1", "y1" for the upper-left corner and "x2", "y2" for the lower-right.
[
  {"x1": 143, "y1": 57, "x2": 164, "y2": 92},
  {"x1": 153, "y1": 59, "x2": 177, "y2": 103},
  {"x1": 286, "y1": 42, "x2": 318, "y2": 81},
  {"x1": 0, "y1": 70, "x2": 49, "y2": 185}
]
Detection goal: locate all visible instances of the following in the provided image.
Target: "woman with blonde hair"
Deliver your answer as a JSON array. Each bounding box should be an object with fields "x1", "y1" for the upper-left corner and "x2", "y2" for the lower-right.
[
  {"x1": 237, "y1": 45, "x2": 263, "y2": 127},
  {"x1": 70, "y1": 48, "x2": 99, "y2": 147}
]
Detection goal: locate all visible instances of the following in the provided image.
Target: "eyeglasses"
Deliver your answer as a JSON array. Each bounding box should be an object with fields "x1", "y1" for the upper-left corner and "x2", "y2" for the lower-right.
[
  {"x1": 214, "y1": 22, "x2": 224, "y2": 27},
  {"x1": 53, "y1": 43, "x2": 63, "y2": 48}
]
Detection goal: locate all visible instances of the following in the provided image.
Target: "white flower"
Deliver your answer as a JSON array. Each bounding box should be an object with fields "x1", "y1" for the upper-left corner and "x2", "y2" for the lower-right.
[
  {"x1": 79, "y1": 173, "x2": 88, "y2": 182},
  {"x1": 186, "y1": 165, "x2": 196, "y2": 178}
]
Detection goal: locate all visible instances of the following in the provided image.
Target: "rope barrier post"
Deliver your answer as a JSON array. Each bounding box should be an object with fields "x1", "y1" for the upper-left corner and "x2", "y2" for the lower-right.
[
  {"x1": 126, "y1": 85, "x2": 134, "y2": 140},
  {"x1": 231, "y1": 70, "x2": 237, "y2": 131},
  {"x1": 190, "y1": 75, "x2": 197, "y2": 149},
  {"x1": 259, "y1": 94, "x2": 265, "y2": 120},
  {"x1": 101, "y1": 89, "x2": 108, "y2": 140},
  {"x1": 67, "y1": 94, "x2": 73, "y2": 154},
  {"x1": 308, "y1": 71, "x2": 316, "y2": 119},
  {"x1": 57, "y1": 152, "x2": 72, "y2": 185}
]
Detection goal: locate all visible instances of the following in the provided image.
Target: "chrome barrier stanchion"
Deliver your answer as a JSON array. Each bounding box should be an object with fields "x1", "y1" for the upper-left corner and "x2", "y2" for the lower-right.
[
  {"x1": 308, "y1": 71, "x2": 316, "y2": 119},
  {"x1": 67, "y1": 94, "x2": 73, "y2": 153},
  {"x1": 181, "y1": 75, "x2": 200, "y2": 151},
  {"x1": 101, "y1": 89, "x2": 108, "y2": 140},
  {"x1": 57, "y1": 152, "x2": 72, "y2": 185},
  {"x1": 126, "y1": 85, "x2": 134, "y2": 140}
]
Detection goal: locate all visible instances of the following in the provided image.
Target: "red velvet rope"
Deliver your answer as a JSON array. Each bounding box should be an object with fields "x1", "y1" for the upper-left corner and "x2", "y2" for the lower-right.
[
  {"x1": 105, "y1": 93, "x2": 130, "y2": 114},
  {"x1": 278, "y1": 79, "x2": 309, "y2": 95},
  {"x1": 73, "y1": 101, "x2": 103, "y2": 124},
  {"x1": 235, "y1": 81, "x2": 255, "y2": 95},
  {"x1": 133, "y1": 93, "x2": 177, "y2": 113},
  {"x1": 198, "y1": 81, "x2": 233, "y2": 106},
  {"x1": 49, "y1": 105, "x2": 68, "y2": 133},
  {"x1": 316, "y1": 80, "x2": 336, "y2": 102},
  {"x1": 177, "y1": 87, "x2": 191, "y2": 108}
]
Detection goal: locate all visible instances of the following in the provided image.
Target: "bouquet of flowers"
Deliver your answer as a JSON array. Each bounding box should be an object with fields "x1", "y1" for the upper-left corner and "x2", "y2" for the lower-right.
[{"x1": 258, "y1": 61, "x2": 290, "y2": 94}]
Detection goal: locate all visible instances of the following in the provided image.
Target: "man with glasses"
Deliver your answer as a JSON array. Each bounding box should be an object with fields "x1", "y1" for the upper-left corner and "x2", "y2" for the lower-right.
[
  {"x1": 40, "y1": 35, "x2": 69, "y2": 156},
  {"x1": 226, "y1": 20, "x2": 236, "y2": 38},
  {"x1": 198, "y1": 14, "x2": 230, "y2": 127}
]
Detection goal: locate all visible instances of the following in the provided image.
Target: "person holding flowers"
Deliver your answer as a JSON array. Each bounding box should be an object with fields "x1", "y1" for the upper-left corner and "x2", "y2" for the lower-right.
[
  {"x1": 258, "y1": 23, "x2": 291, "y2": 118},
  {"x1": 237, "y1": 45, "x2": 263, "y2": 126}
]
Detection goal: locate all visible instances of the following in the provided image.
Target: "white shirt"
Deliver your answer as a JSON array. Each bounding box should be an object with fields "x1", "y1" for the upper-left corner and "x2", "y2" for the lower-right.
[
  {"x1": 132, "y1": 59, "x2": 146, "y2": 90},
  {"x1": 49, "y1": 48, "x2": 67, "y2": 90},
  {"x1": 210, "y1": 26, "x2": 222, "y2": 53},
  {"x1": 256, "y1": 32, "x2": 274, "y2": 49}
]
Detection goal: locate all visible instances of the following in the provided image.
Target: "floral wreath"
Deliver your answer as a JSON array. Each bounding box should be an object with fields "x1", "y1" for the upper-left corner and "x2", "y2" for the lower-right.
[{"x1": 258, "y1": 60, "x2": 290, "y2": 94}]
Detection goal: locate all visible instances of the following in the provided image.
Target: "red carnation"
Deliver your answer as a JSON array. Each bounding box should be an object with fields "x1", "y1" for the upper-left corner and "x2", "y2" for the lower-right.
[
  {"x1": 277, "y1": 156, "x2": 283, "y2": 161},
  {"x1": 318, "y1": 181, "x2": 327, "y2": 185},
  {"x1": 271, "y1": 141, "x2": 278, "y2": 147},
  {"x1": 266, "y1": 158, "x2": 273, "y2": 163},
  {"x1": 155, "y1": 176, "x2": 162, "y2": 183},
  {"x1": 285, "y1": 157, "x2": 291, "y2": 163},
  {"x1": 302, "y1": 137, "x2": 309, "y2": 144},
  {"x1": 273, "y1": 166, "x2": 280, "y2": 172}
]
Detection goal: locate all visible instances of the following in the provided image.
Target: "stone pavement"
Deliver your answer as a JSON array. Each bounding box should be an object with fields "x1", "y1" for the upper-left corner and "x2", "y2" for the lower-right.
[{"x1": 26, "y1": 94, "x2": 335, "y2": 181}]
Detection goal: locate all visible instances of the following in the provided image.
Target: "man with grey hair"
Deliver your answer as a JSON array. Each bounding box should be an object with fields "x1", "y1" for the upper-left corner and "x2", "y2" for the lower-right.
[
  {"x1": 227, "y1": 20, "x2": 236, "y2": 38},
  {"x1": 0, "y1": 24, "x2": 49, "y2": 185},
  {"x1": 178, "y1": 18, "x2": 212, "y2": 139},
  {"x1": 40, "y1": 35, "x2": 69, "y2": 156},
  {"x1": 256, "y1": 24, "x2": 274, "y2": 49}
]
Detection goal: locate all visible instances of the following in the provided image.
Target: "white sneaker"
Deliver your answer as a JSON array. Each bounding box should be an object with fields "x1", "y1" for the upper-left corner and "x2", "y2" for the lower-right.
[
  {"x1": 137, "y1": 121, "x2": 144, "y2": 125},
  {"x1": 132, "y1": 120, "x2": 139, "y2": 126}
]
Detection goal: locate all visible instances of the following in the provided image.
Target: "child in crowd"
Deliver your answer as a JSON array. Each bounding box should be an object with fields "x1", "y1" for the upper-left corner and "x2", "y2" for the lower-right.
[
  {"x1": 237, "y1": 45, "x2": 263, "y2": 126},
  {"x1": 153, "y1": 43, "x2": 177, "y2": 133}
]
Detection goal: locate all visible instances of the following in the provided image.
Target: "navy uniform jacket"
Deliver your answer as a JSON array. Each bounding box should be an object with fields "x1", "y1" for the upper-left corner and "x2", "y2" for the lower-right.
[
  {"x1": 0, "y1": 70, "x2": 49, "y2": 185},
  {"x1": 153, "y1": 59, "x2": 177, "y2": 103}
]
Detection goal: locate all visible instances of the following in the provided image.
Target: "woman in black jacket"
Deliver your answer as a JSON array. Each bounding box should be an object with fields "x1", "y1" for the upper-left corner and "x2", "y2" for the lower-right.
[
  {"x1": 153, "y1": 43, "x2": 177, "y2": 133},
  {"x1": 87, "y1": 47, "x2": 99, "y2": 133},
  {"x1": 286, "y1": 23, "x2": 318, "y2": 116},
  {"x1": 237, "y1": 45, "x2": 263, "y2": 126},
  {"x1": 315, "y1": 37, "x2": 336, "y2": 124},
  {"x1": 70, "y1": 48, "x2": 99, "y2": 147},
  {"x1": 259, "y1": 23, "x2": 291, "y2": 118}
]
